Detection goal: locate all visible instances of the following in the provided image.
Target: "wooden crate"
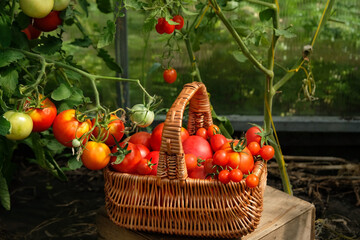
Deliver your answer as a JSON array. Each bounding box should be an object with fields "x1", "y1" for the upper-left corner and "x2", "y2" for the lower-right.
[{"x1": 96, "y1": 186, "x2": 315, "y2": 240}]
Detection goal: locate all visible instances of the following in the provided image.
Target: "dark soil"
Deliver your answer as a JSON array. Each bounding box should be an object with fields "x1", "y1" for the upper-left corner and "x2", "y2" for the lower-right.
[{"x1": 0, "y1": 153, "x2": 359, "y2": 240}]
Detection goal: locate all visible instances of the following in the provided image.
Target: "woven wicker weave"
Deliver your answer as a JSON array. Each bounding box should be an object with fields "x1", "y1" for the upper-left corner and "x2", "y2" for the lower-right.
[{"x1": 104, "y1": 82, "x2": 267, "y2": 238}]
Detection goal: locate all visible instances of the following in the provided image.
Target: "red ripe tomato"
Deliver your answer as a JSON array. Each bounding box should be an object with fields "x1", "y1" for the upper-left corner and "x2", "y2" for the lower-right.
[
  {"x1": 196, "y1": 127, "x2": 207, "y2": 139},
  {"x1": 245, "y1": 126, "x2": 262, "y2": 145},
  {"x1": 155, "y1": 17, "x2": 165, "y2": 34},
  {"x1": 207, "y1": 124, "x2": 220, "y2": 138},
  {"x1": 185, "y1": 153, "x2": 198, "y2": 172},
  {"x1": 204, "y1": 158, "x2": 217, "y2": 174},
  {"x1": 181, "y1": 127, "x2": 190, "y2": 142},
  {"x1": 239, "y1": 152, "x2": 254, "y2": 175},
  {"x1": 163, "y1": 19, "x2": 175, "y2": 34},
  {"x1": 145, "y1": 151, "x2": 160, "y2": 175},
  {"x1": 188, "y1": 165, "x2": 206, "y2": 179},
  {"x1": 247, "y1": 141, "x2": 260, "y2": 156},
  {"x1": 129, "y1": 131, "x2": 152, "y2": 149},
  {"x1": 221, "y1": 139, "x2": 240, "y2": 151},
  {"x1": 163, "y1": 68, "x2": 177, "y2": 84},
  {"x1": 33, "y1": 11, "x2": 62, "y2": 32},
  {"x1": 259, "y1": 145, "x2": 275, "y2": 161},
  {"x1": 52, "y1": 109, "x2": 92, "y2": 147},
  {"x1": 25, "y1": 95, "x2": 57, "y2": 132},
  {"x1": 210, "y1": 134, "x2": 227, "y2": 152},
  {"x1": 218, "y1": 169, "x2": 230, "y2": 184},
  {"x1": 172, "y1": 15, "x2": 184, "y2": 30},
  {"x1": 110, "y1": 142, "x2": 142, "y2": 173},
  {"x1": 92, "y1": 114, "x2": 125, "y2": 146},
  {"x1": 212, "y1": 150, "x2": 228, "y2": 166},
  {"x1": 136, "y1": 158, "x2": 154, "y2": 175},
  {"x1": 227, "y1": 152, "x2": 241, "y2": 169},
  {"x1": 81, "y1": 141, "x2": 110, "y2": 170},
  {"x1": 229, "y1": 169, "x2": 243, "y2": 183},
  {"x1": 150, "y1": 122, "x2": 164, "y2": 151},
  {"x1": 22, "y1": 24, "x2": 41, "y2": 40},
  {"x1": 246, "y1": 174, "x2": 259, "y2": 188},
  {"x1": 183, "y1": 135, "x2": 213, "y2": 160},
  {"x1": 135, "y1": 144, "x2": 150, "y2": 158}
]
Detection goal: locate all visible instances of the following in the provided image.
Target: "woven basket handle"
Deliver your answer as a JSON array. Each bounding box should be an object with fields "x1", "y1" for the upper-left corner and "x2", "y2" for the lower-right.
[{"x1": 157, "y1": 82, "x2": 213, "y2": 181}]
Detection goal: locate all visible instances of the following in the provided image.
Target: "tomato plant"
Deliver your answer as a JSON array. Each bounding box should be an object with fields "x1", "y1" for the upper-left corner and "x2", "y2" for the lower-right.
[
  {"x1": 22, "y1": 24, "x2": 41, "y2": 40},
  {"x1": 163, "y1": 68, "x2": 177, "y2": 84},
  {"x1": 53, "y1": 0, "x2": 70, "y2": 11},
  {"x1": 19, "y1": 0, "x2": 54, "y2": 18},
  {"x1": 52, "y1": 109, "x2": 92, "y2": 147},
  {"x1": 92, "y1": 114, "x2": 125, "y2": 146},
  {"x1": 25, "y1": 95, "x2": 57, "y2": 132},
  {"x1": 129, "y1": 104, "x2": 154, "y2": 128},
  {"x1": 33, "y1": 11, "x2": 62, "y2": 32},
  {"x1": 81, "y1": 141, "x2": 110, "y2": 170},
  {"x1": 172, "y1": 15, "x2": 184, "y2": 30},
  {"x1": 3, "y1": 111, "x2": 33, "y2": 140}
]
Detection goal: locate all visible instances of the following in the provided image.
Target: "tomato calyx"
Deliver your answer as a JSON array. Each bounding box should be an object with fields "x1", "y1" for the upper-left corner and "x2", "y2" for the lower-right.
[
  {"x1": 110, "y1": 141, "x2": 132, "y2": 165},
  {"x1": 197, "y1": 157, "x2": 205, "y2": 167},
  {"x1": 230, "y1": 139, "x2": 247, "y2": 153},
  {"x1": 247, "y1": 123, "x2": 275, "y2": 147}
]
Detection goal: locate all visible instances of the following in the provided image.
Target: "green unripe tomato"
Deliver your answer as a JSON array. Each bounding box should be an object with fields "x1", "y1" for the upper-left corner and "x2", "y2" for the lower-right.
[
  {"x1": 20, "y1": 0, "x2": 54, "y2": 18},
  {"x1": 3, "y1": 111, "x2": 33, "y2": 140},
  {"x1": 53, "y1": 0, "x2": 70, "y2": 11},
  {"x1": 129, "y1": 104, "x2": 154, "y2": 128}
]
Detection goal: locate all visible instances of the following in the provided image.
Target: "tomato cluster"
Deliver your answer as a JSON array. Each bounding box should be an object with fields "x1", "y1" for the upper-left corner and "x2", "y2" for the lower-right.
[
  {"x1": 155, "y1": 15, "x2": 184, "y2": 35},
  {"x1": 20, "y1": 0, "x2": 69, "y2": 40}
]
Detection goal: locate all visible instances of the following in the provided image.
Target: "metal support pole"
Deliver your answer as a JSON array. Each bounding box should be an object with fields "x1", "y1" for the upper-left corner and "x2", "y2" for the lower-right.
[{"x1": 115, "y1": 5, "x2": 130, "y2": 109}]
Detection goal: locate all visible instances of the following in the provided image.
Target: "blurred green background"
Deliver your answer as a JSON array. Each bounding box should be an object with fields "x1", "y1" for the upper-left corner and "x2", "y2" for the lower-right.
[{"x1": 62, "y1": 0, "x2": 360, "y2": 117}]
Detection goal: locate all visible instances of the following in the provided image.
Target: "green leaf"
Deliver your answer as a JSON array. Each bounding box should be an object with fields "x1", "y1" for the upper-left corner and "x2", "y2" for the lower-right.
[
  {"x1": 15, "y1": 11, "x2": 31, "y2": 29},
  {"x1": 181, "y1": 6, "x2": 198, "y2": 16},
  {"x1": 0, "y1": 14, "x2": 11, "y2": 48},
  {"x1": 70, "y1": 36, "x2": 92, "y2": 48},
  {"x1": 96, "y1": 0, "x2": 113, "y2": 13},
  {"x1": 45, "y1": 139, "x2": 66, "y2": 155},
  {"x1": 78, "y1": 0, "x2": 90, "y2": 17},
  {"x1": 51, "y1": 83, "x2": 72, "y2": 101},
  {"x1": 97, "y1": 49, "x2": 122, "y2": 73},
  {"x1": 259, "y1": 8, "x2": 274, "y2": 22},
  {"x1": 0, "y1": 68, "x2": 19, "y2": 96},
  {"x1": 275, "y1": 29, "x2": 297, "y2": 39},
  {"x1": 232, "y1": 51, "x2": 247, "y2": 63},
  {"x1": 143, "y1": 17, "x2": 156, "y2": 33},
  {"x1": 97, "y1": 20, "x2": 116, "y2": 49},
  {"x1": 33, "y1": 36, "x2": 63, "y2": 55},
  {"x1": 124, "y1": 0, "x2": 142, "y2": 10},
  {"x1": 0, "y1": 49, "x2": 25, "y2": 67},
  {"x1": 0, "y1": 172, "x2": 10, "y2": 210},
  {"x1": 211, "y1": 108, "x2": 234, "y2": 139},
  {"x1": 0, "y1": 117, "x2": 10, "y2": 136},
  {"x1": 68, "y1": 157, "x2": 83, "y2": 170}
]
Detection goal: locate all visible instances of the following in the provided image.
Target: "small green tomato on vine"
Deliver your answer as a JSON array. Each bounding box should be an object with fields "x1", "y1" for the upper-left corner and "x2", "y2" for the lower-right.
[
  {"x1": 3, "y1": 111, "x2": 33, "y2": 140},
  {"x1": 129, "y1": 104, "x2": 154, "y2": 128}
]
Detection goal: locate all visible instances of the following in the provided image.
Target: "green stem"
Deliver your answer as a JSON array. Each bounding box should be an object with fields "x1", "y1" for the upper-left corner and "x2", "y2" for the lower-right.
[
  {"x1": 10, "y1": 0, "x2": 16, "y2": 22},
  {"x1": 184, "y1": 35, "x2": 202, "y2": 82},
  {"x1": 209, "y1": 0, "x2": 273, "y2": 78},
  {"x1": 263, "y1": 1, "x2": 292, "y2": 195}
]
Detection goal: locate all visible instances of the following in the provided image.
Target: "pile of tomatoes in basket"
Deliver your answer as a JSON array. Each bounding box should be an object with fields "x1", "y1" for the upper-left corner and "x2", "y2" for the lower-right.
[{"x1": 110, "y1": 122, "x2": 275, "y2": 188}]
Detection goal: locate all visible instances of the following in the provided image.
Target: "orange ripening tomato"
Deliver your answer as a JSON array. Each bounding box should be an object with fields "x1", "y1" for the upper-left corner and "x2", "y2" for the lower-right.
[
  {"x1": 52, "y1": 109, "x2": 92, "y2": 147},
  {"x1": 81, "y1": 141, "x2": 110, "y2": 170},
  {"x1": 25, "y1": 95, "x2": 57, "y2": 132}
]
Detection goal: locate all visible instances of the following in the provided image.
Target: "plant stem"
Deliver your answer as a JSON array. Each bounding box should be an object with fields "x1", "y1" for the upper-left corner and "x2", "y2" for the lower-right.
[
  {"x1": 209, "y1": 0, "x2": 273, "y2": 78},
  {"x1": 243, "y1": 0, "x2": 277, "y2": 9},
  {"x1": 184, "y1": 35, "x2": 202, "y2": 82}
]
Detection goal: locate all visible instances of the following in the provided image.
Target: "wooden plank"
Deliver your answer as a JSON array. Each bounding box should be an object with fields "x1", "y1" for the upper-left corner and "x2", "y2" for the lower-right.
[{"x1": 96, "y1": 186, "x2": 315, "y2": 240}]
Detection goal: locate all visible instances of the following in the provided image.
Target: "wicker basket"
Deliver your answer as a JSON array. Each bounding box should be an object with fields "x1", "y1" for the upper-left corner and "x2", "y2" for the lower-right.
[{"x1": 104, "y1": 81, "x2": 267, "y2": 238}]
